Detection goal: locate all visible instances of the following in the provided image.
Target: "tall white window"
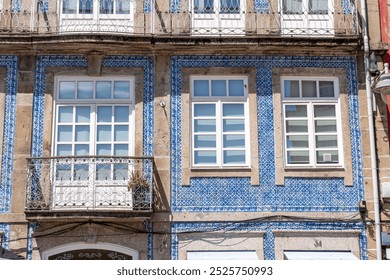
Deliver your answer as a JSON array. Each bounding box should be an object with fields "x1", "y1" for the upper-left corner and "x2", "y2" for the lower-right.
[
  {"x1": 191, "y1": 76, "x2": 250, "y2": 167},
  {"x1": 52, "y1": 76, "x2": 135, "y2": 208},
  {"x1": 54, "y1": 77, "x2": 135, "y2": 179},
  {"x1": 282, "y1": 77, "x2": 342, "y2": 167}
]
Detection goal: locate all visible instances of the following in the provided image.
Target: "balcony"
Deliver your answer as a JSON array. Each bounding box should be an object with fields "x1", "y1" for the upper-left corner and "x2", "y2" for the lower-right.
[
  {"x1": 0, "y1": 0, "x2": 358, "y2": 37},
  {"x1": 25, "y1": 156, "x2": 154, "y2": 220}
]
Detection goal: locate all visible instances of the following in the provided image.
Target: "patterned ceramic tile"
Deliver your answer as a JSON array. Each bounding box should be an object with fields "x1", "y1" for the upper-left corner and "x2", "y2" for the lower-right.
[
  {"x1": 26, "y1": 223, "x2": 39, "y2": 260},
  {"x1": 170, "y1": 56, "x2": 363, "y2": 212},
  {"x1": 0, "y1": 223, "x2": 11, "y2": 250},
  {"x1": 0, "y1": 56, "x2": 18, "y2": 213},
  {"x1": 171, "y1": 222, "x2": 367, "y2": 260}
]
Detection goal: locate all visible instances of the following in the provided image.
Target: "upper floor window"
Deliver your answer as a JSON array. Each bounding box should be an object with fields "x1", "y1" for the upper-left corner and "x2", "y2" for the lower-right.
[
  {"x1": 62, "y1": 0, "x2": 131, "y2": 15},
  {"x1": 282, "y1": 77, "x2": 342, "y2": 167},
  {"x1": 280, "y1": 0, "x2": 334, "y2": 35},
  {"x1": 194, "y1": 0, "x2": 241, "y2": 14},
  {"x1": 54, "y1": 77, "x2": 135, "y2": 161},
  {"x1": 191, "y1": 76, "x2": 250, "y2": 167},
  {"x1": 282, "y1": 0, "x2": 329, "y2": 15}
]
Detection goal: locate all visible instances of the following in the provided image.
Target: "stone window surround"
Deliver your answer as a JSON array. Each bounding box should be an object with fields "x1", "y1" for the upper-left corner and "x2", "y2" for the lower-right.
[
  {"x1": 177, "y1": 231, "x2": 265, "y2": 260},
  {"x1": 273, "y1": 230, "x2": 361, "y2": 260},
  {"x1": 273, "y1": 67, "x2": 353, "y2": 186}
]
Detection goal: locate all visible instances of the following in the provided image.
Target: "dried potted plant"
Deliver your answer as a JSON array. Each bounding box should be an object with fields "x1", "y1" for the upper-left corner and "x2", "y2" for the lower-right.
[{"x1": 128, "y1": 171, "x2": 150, "y2": 210}]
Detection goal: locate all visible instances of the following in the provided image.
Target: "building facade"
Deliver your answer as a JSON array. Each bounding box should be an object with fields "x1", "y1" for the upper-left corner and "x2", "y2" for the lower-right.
[{"x1": 0, "y1": 0, "x2": 385, "y2": 260}]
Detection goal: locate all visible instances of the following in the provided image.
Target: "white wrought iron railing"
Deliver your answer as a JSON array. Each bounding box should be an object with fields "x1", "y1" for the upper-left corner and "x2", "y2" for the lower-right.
[
  {"x1": 25, "y1": 156, "x2": 154, "y2": 211},
  {"x1": 0, "y1": 0, "x2": 358, "y2": 36}
]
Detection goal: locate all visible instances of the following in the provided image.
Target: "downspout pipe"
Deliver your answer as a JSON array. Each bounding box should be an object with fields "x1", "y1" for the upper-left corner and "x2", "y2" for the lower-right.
[{"x1": 360, "y1": 0, "x2": 382, "y2": 259}]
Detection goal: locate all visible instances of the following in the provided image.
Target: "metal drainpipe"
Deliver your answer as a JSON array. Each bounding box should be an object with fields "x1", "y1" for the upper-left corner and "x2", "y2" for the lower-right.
[{"x1": 360, "y1": 0, "x2": 382, "y2": 260}]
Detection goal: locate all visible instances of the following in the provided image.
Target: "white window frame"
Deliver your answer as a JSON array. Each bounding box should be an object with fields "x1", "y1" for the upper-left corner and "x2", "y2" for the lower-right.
[
  {"x1": 281, "y1": 76, "x2": 343, "y2": 168},
  {"x1": 190, "y1": 75, "x2": 250, "y2": 168},
  {"x1": 52, "y1": 75, "x2": 135, "y2": 158},
  {"x1": 51, "y1": 76, "x2": 136, "y2": 208}
]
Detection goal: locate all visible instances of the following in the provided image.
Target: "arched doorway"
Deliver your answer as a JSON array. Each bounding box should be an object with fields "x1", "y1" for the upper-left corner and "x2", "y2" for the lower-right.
[{"x1": 42, "y1": 242, "x2": 139, "y2": 260}]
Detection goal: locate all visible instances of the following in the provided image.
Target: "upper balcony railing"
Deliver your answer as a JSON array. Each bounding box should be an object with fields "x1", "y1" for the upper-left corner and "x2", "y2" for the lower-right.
[
  {"x1": 25, "y1": 156, "x2": 154, "y2": 212},
  {"x1": 0, "y1": 0, "x2": 358, "y2": 37}
]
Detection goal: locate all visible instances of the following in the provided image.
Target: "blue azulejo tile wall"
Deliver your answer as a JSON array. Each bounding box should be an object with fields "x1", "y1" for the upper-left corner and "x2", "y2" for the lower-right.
[
  {"x1": 0, "y1": 223, "x2": 11, "y2": 250},
  {"x1": 0, "y1": 56, "x2": 18, "y2": 213},
  {"x1": 170, "y1": 56, "x2": 363, "y2": 212},
  {"x1": 171, "y1": 222, "x2": 368, "y2": 260}
]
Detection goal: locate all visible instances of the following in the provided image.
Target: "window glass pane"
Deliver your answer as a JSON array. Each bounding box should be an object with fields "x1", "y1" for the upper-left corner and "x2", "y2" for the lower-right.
[
  {"x1": 100, "y1": 0, "x2": 114, "y2": 14},
  {"x1": 194, "y1": 151, "x2": 217, "y2": 164},
  {"x1": 59, "y1": 81, "x2": 75, "y2": 99},
  {"x1": 97, "y1": 106, "x2": 112, "y2": 122},
  {"x1": 56, "y1": 165, "x2": 72, "y2": 181},
  {"x1": 77, "y1": 81, "x2": 93, "y2": 99},
  {"x1": 114, "y1": 125, "x2": 129, "y2": 141},
  {"x1": 114, "y1": 144, "x2": 128, "y2": 156},
  {"x1": 96, "y1": 165, "x2": 111, "y2": 180},
  {"x1": 58, "y1": 107, "x2": 73, "y2": 123},
  {"x1": 114, "y1": 106, "x2": 129, "y2": 122},
  {"x1": 223, "y1": 150, "x2": 245, "y2": 164},
  {"x1": 286, "y1": 120, "x2": 308, "y2": 133},
  {"x1": 194, "y1": 104, "x2": 216, "y2": 117},
  {"x1": 96, "y1": 81, "x2": 112, "y2": 99},
  {"x1": 97, "y1": 125, "x2": 112, "y2": 141},
  {"x1": 228, "y1": 80, "x2": 244, "y2": 96},
  {"x1": 211, "y1": 80, "x2": 227, "y2": 96},
  {"x1": 284, "y1": 105, "x2": 307, "y2": 118},
  {"x1": 319, "y1": 81, "x2": 335, "y2": 97},
  {"x1": 75, "y1": 125, "x2": 90, "y2": 142},
  {"x1": 302, "y1": 81, "x2": 317, "y2": 97},
  {"x1": 287, "y1": 150, "x2": 309, "y2": 164},
  {"x1": 220, "y1": 0, "x2": 240, "y2": 14},
  {"x1": 79, "y1": 0, "x2": 93, "y2": 14},
  {"x1": 283, "y1": 0, "x2": 302, "y2": 14},
  {"x1": 194, "y1": 0, "x2": 214, "y2": 13},
  {"x1": 223, "y1": 134, "x2": 245, "y2": 148},
  {"x1": 57, "y1": 125, "x2": 73, "y2": 142},
  {"x1": 75, "y1": 107, "x2": 90, "y2": 123},
  {"x1": 194, "y1": 80, "x2": 209, "y2": 97},
  {"x1": 74, "y1": 164, "x2": 89, "y2": 180},
  {"x1": 117, "y1": 0, "x2": 131, "y2": 14},
  {"x1": 316, "y1": 135, "x2": 338, "y2": 148},
  {"x1": 194, "y1": 119, "x2": 216, "y2": 132},
  {"x1": 114, "y1": 164, "x2": 128, "y2": 180},
  {"x1": 63, "y1": 0, "x2": 77, "y2": 14},
  {"x1": 57, "y1": 144, "x2": 72, "y2": 156},
  {"x1": 286, "y1": 135, "x2": 308, "y2": 148},
  {"x1": 223, "y1": 104, "x2": 244, "y2": 117},
  {"x1": 97, "y1": 144, "x2": 111, "y2": 155},
  {"x1": 284, "y1": 80, "x2": 299, "y2": 98},
  {"x1": 315, "y1": 120, "x2": 337, "y2": 132},
  {"x1": 316, "y1": 150, "x2": 339, "y2": 164},
  {"x1": 223, "y1": 119, "x2": 245, "y2": 132},
  {"x1": 75, "y1": 144, "x2": 89, "y2": 155},
  {"x1": 194, "y1": 135, "x2": 216, "y2": 148},
  {"x1": 114, "y1": 81, "x2": 130, "y2": 99},
  {"x1": 309, "y1": 0, "x2": 328, "y2": 14},
  {"x1": 314, "y1": 105, "x2": 336, "y2": 118}
]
